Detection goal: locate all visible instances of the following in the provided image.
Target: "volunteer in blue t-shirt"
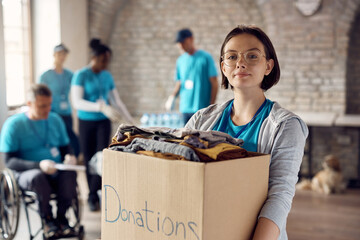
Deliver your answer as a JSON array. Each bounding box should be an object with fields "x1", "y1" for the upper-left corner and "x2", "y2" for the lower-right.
[
  {"x1": 71, "y1": 38, "x2": 133, "y2": 212},
  {"x1": 39, "y1": 43, "x2": 80, "y2": 157},
  {"x1": 165, "y1": 28, "x2": 218, "y2": 125},
  {"x1": 0, "y1": 84, "x2": 78, "y2": 238}
]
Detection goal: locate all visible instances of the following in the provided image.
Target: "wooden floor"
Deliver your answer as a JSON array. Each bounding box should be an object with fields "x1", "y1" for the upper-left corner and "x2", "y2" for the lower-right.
[{"x1": 287, "y1": 189, "x2": 360, "y2": 240}]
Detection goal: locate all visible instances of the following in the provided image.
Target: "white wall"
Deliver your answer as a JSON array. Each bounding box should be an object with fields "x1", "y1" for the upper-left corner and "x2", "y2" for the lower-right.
[
  {"x1": 0, "y1": 1, "x2": 6, "y2": 169},
  {"x1": 60, "y1": 0, "x2": 88, "y2": 71},
  {"x1": 32, "y1": 0, "x2": 61, "y2": 82},
  {"x1": 32, "y1": 0, "x2": 88, "y2": 81}
]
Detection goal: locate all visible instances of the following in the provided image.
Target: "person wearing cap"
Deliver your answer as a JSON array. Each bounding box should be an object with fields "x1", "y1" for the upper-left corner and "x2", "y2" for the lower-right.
[
  {"x1": 165, "y1": 28, "x2": 218, "y2": 125},
  {"x1": 39, "y1": 44, "x2": 80, "y2": 157}
]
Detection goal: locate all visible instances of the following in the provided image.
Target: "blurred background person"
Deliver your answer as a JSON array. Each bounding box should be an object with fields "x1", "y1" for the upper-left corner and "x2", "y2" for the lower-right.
[
  {"x1": 165, "y1": 28, "x2": 218, "y2": 125},
  {"x1": 71, "y1": 38, "x2": 133, "y2": 212},
  {"x1": 39, "y1": 43, "x2": 80, "y2": 157},
  {"x1": 0, "y1": 84, "x2": 77, "y2": 238}
]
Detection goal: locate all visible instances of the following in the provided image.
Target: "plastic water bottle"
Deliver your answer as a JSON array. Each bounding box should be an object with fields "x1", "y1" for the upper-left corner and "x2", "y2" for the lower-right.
[
  {"x1": 163, "y1": 113, "x2": 171, "y2": 128},
  {"x1": 157, "y1": 113, "x2": 164, "y2": 127},
  {"x1": 178, "y1": 113, "x2": 184, "y2": 128},
  {"x1": 140, "y1": 113, "x2": 150, "y2": 127},
  {"x1": 170, "y1": 113, "x2": 181, "y2": 128},
  {"x1": 148, "y1": 113, "x2": 157, "y2": 127}
]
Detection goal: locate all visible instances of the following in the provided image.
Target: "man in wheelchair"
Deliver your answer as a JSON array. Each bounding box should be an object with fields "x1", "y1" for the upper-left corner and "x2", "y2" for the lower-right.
[{"x1": 0, "y1": 84, "x2": 78, "y2": 239}]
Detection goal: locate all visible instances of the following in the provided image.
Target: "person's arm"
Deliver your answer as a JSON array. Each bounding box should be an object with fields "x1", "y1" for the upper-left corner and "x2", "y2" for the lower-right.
[
  {"x1": 70, "y1": 85, "x2": 102, "y2": 112},
  {"x1": 252, "y1": 217, "x2": 280, "y2": 240},
  {"x1": 256, "y1": 118, "x2": 308, "y2": 238},
  {"x1": 165, "y1": 81, "x2": 181, "y2": 111},
  {"x1": 5, "y1": 152, "x2": 40, "y2": 171},
  {"x1": 171, "y1": 81, "x2": 181, "y2": 98},
  {"x1": 209, "y1": 76, "x2": 218, "y2": 104},
  {"x1": 108, "y1": 89, "x2": 134, "y2": 124}
]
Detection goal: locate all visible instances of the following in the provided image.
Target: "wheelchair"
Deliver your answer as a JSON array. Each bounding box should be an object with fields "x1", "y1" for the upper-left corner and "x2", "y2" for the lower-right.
[{"x1": 0, "y1": 168, "x2": 85, "y2": 240}]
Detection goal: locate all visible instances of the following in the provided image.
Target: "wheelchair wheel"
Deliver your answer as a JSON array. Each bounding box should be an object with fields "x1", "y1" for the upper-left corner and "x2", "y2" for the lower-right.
[{"x1": 0, "y1": 168, "x2": 20, "y2": 240}]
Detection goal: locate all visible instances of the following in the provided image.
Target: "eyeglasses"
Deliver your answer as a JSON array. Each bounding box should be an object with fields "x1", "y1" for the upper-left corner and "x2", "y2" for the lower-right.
[{"x1": 221, "y1": 49, "x2": 266, "y2": 67}]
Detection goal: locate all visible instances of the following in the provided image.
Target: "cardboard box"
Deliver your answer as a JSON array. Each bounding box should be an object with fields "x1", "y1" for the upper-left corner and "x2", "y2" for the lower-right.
[{"x1": 101, "y1": 149, "x2": 270, "y2": 240}]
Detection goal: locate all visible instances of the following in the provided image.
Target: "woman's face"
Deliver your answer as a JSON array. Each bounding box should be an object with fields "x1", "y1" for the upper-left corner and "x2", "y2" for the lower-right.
[
  {"x1": 221, "y1": 33, "x2": 274, "y2": 91},
  {"x1": 92, "y1": 51, "x2": 111, "y2": 72}
]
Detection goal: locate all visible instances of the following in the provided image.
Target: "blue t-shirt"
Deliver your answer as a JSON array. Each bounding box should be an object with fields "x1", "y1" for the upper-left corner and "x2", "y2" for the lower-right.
[
  {"x1": 0, "y1": 112, "x2": 70, "y2": 163},
  {"x1": 175, "y1": 50, "x2": 217, "y2": 114},
  {"x1": 71, "y1": 67, "x2": 115, "y2": 121},
  {"x1": 39, "y1": 69, "x2": 73, "y2": 116},
  {"x1": 212, "y1": 99, "x2": 274, "y2": 152}
]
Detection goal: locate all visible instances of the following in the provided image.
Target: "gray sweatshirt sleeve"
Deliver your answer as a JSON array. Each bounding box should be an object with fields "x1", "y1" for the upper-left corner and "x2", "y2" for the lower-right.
[{"x1": 258, "y1": 118, "x2": 307, "y2": 234}]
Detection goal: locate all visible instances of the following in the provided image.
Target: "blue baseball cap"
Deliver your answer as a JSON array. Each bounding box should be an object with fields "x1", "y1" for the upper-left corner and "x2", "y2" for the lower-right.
[
  {"x1": 175, "y1": 29, "x2": 193, "y2": 43},
  {"x1": 54, "y1": 43, "x2": 69, "y2": 53}
]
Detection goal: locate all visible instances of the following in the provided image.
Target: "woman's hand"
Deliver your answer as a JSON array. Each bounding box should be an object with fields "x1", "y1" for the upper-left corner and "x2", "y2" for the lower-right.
[{"x1": 252, "y1": 217, "x2": 280, "y2": 240}]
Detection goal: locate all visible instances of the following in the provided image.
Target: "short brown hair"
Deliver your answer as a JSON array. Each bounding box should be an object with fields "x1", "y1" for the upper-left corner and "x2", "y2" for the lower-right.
[
  {"x1": 27, "y1": 84, "x2": 52, "y2": 102},
  {"x1": 220, "y1": 25, "x2": 280, "y2": 91}
]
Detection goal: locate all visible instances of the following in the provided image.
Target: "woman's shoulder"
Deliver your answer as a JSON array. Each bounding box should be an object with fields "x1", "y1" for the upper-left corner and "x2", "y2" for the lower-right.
[
  {"x1": 267, "y1": 101, "x2": 308, "y2": 133},
  {"x1": 270, "y1": 102, "x2": 302, "y2": 122}
]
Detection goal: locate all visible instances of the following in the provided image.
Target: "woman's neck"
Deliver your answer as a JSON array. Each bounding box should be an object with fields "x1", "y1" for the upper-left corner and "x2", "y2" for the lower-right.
[
  {"x1": 231, "y1": 89, "x2": 266, "y2": 126},
  {"x1": 90, "y1": 62, "x2": 100, "y2": 73}
]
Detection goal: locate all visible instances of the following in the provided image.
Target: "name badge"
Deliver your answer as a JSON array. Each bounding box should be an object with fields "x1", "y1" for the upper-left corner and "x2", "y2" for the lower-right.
[
  {"x1": 185, "y1": 80, "x2": 194, "y2": 90},
  {"x1": 60, "y1": 101, "x2": 68, "y2": 110},
  {"x1": 50, "y1": 147, "x2": 60, "y2": 158}
]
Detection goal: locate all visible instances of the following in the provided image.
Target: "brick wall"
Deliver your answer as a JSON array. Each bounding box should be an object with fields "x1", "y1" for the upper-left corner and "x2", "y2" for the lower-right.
[
  {"x1": 88, "y1": 0, "x2": 360, "y2": 115},
  {"x1": 263, "y1": 0, "x2": 360, "y2": 113},
  {"x1": 102, "y1": 0, "x2": 264, "y2": 115}
]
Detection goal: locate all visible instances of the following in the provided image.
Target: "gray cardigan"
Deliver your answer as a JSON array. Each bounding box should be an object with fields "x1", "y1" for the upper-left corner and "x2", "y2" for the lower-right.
[{"x1": 185, "y1": 99, "x2": 308, "y2": 240}]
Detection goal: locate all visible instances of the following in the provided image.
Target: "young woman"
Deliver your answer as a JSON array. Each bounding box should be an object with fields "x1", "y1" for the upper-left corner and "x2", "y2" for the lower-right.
[
  {"x1": 185, "y1": 25, "x2": 308, "y2": 240},
  {"x1": 71, "y1": 39, "x2": 133, "y2": 211}
]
